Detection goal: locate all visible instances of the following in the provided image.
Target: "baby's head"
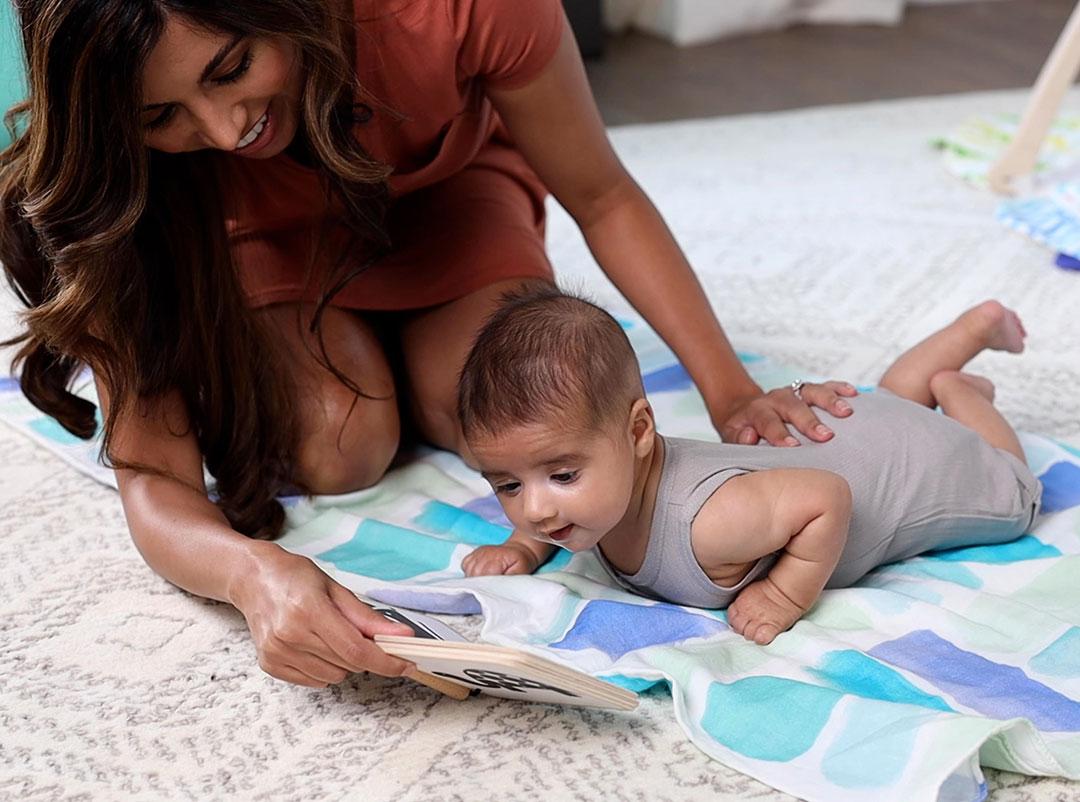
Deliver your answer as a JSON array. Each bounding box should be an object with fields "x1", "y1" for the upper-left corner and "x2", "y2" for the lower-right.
[{"x1": 458, "y1": 287, "x2": 656, "y2": 552}]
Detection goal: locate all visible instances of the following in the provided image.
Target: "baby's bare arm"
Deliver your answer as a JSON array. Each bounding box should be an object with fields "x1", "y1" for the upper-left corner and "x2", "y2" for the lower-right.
[{"x1": 693, "y1": 469, "x2": 852, "y2": 643}]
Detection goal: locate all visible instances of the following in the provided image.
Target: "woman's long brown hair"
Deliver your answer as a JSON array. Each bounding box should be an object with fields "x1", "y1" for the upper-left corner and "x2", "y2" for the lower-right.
[{"x1": 0, "y1": 0, "x2": 391, "y2": 537}]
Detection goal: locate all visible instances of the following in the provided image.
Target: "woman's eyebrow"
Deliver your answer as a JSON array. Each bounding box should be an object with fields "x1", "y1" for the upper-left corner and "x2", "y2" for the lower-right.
[
  {"x1": 198, "y1": 33, "x2": 245, "y2": 83},
  {"x1": 142, "y1": 33, "x2": 245, "y2": 111}
]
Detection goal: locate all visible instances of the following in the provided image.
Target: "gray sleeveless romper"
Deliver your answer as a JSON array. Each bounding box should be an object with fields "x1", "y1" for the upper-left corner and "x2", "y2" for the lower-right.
[{"x1": 595, "y1": 391, "x2": 1042, "y2": 608}]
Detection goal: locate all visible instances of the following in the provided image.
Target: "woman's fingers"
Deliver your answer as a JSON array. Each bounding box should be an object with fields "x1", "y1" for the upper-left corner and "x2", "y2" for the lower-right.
[
  {"x1": 237, "y1": 548, "x2": 418, "y2": 686},
  {"x1": 269, "y1": 665, "x2": 335, "y2": 689},
  {"x1": 719, "y1": 415, "x2": 756, "y2": 445},
  {"x1": 719, "y1": 380, "x2": 860, "y2": 445},
  {"x1": 769, "y1": 389, "x2": 832, "y2": 443},
  {"x1": 277, "y1": 656, "x2": 349, "y2": 687},
  {"x1": 258, "y1": 634, "x2": 350, "y2": 686},
  {"x1": 329, "y1": 581, "x2": 413, "y2": 639},
  {"x1": 260, "y1": 611, "x2": 411, "y2": 684},
  {"x1": 739, "y1": 389, "x2": 826, "y2": 445},
  {"x1": 827, "y1": 380, "x2": 859, "y2": 398},
  {"x1": 748, "y1": 403, "x2": 804, "y2": 446},
  {"x1": 323, "y1": 583, "x2": 416, "y2": 677},
  {"x1": 799, "y1": 381, "x2": 857, "y2": 418}
]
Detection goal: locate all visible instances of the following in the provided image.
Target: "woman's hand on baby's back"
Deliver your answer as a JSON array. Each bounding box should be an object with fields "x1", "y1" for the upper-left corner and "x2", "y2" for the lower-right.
[
  {"x1": 229, "y1": 543, "x2": 415, "y2": 688},
  {"x1": 717, "y1": 381, "x2": 857, "y2": 446}
]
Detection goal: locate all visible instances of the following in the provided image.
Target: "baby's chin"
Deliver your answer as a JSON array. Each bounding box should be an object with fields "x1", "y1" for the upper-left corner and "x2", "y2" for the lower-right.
[{"x1": 558, "y1": 534, "x2": 605, "y2": 553}]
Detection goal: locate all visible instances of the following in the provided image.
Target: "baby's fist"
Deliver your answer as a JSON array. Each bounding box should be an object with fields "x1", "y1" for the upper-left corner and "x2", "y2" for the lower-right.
[{"x1": 462, "y1": 544, "x2": 538, "y2": 577}]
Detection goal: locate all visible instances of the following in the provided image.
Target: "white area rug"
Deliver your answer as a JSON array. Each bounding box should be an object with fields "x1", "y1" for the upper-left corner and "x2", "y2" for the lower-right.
[{"x1": 3, "y1": 89, "x2": 1080, "y2": 801}]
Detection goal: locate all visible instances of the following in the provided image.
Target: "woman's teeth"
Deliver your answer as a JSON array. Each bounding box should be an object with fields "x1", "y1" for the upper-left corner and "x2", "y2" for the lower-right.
[{"x1": 237, "y1": 112, "x2": 268, "y2": 149}]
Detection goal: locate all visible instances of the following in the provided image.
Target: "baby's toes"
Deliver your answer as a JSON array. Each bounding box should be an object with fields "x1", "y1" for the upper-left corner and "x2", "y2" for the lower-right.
[
  {"x1": 726, "y1": 604, "x2": 746, "y2": 635},
  {"x1": 750, "y1": 623, "x2": 779, "y2": 645}
]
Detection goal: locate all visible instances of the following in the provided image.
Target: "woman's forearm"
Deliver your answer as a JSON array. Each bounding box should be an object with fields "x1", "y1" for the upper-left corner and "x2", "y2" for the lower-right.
[
  {"x1": 577, "y1": 180, "x2": 761, "y2": 419},
  {"x1": 117, "y1": 471, "x2": 265, "y2": 606}
]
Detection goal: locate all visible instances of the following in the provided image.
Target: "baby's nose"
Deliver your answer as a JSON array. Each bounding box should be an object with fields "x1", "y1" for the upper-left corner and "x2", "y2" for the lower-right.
[{"x1": 523, "y1": 490, "x2": 557, "y2": 524}]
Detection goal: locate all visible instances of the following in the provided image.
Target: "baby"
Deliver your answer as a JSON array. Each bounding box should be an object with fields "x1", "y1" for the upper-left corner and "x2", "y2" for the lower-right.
[{"x1": 458, "y1": 288, "x2": 1042, "y2": 645}]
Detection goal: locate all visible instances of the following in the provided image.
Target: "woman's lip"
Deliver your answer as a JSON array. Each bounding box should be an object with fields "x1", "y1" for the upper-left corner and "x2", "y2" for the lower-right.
[{"x1": 235, "y1": 103, "x2": 274, "y2": 156}]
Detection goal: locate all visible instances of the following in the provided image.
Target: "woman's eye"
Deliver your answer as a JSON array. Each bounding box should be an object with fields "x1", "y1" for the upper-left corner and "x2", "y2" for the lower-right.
[
  {"x1": 214, "y1": 49, "x2": 253, "y2": 85},
  {"x1": 551, "y1": 472, "x2": 578, "y2": 484},
  {"x1": 145, "y1": 105, "x2": 176, "y2": 131}
]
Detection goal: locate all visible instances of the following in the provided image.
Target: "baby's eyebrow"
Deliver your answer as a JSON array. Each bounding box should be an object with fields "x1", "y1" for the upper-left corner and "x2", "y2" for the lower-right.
[
  {"x1": 539, "y1": 454, "x2": 583, "y2": 468},
  {"x1": 479, "y1": 454, "x2": 582, "y2": 481}
]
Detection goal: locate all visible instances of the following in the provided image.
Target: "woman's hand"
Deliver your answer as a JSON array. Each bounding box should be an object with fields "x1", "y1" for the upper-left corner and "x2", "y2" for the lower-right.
[
  {"x1": 229, "y1": 542, "x2": 416, "y2": 688},
  {"x1": 715, "y1": 381, "x2": 858, "y2": 446}
]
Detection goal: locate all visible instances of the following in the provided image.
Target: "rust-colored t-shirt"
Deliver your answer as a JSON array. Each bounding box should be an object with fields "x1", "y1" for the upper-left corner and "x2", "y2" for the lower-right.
[{"x1": 226, "y1": 0, "x2": 565, "y2": 310}]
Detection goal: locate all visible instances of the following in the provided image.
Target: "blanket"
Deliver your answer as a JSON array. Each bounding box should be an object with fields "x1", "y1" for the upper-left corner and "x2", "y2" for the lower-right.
[{"x1": 2, "y1": 315, "x2": 1079, "y2": 802}]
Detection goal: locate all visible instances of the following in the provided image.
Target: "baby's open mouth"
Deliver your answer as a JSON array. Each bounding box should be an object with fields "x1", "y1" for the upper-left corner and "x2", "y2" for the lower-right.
[{"x1": 544, "y1": 524, "x2": 573, "y2": 542}]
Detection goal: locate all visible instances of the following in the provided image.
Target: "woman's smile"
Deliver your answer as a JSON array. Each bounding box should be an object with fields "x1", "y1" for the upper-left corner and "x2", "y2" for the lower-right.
[{"x1": 234, "y1": 104, "x2": 277, "y2": 156}]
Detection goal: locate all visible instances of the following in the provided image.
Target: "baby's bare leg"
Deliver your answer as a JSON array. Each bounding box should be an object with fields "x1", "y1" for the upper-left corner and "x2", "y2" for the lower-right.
[
  {"x1": 929, "y1": 369, "x2": 1025, "y2": 462},
  {"x1": 879, "y1": 300, "x2": 1025, "y2": 407}
]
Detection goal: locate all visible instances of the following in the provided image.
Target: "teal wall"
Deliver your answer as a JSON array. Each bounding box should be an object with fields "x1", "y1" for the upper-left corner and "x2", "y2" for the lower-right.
[{"x1": 1, "y1": 0, "x2": 26, "y2": 147}]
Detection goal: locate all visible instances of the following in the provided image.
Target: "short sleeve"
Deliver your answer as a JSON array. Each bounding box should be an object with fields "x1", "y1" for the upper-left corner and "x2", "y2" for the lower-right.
[{"x1": 452, "y1": 0, "x2": 565, "y2": 90}]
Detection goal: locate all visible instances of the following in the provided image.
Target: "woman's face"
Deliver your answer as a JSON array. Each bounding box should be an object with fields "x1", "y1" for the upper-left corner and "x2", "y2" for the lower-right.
[{"x1": 141, "y1": 15, "x2": 303, "y2": 158}]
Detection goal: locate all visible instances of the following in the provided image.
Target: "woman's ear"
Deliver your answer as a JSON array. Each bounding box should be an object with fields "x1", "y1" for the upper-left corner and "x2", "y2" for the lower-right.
[{"x1": 628, "y1": 397, "x2": 655, "y2": 458}]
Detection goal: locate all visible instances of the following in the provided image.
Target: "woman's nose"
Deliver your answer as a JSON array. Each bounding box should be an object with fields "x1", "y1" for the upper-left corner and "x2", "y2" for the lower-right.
[{"x1": 191, "y1": 99, "x2": 249, "y2": 151}]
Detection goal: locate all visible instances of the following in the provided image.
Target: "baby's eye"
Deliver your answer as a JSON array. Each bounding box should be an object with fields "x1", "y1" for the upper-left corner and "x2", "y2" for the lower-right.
[
  {"x1": 495, "y1": 482, "x2": 521, "y2": 496},
  {"x1": 551, "y1": 471, "x2": 578, "y2": 484}
]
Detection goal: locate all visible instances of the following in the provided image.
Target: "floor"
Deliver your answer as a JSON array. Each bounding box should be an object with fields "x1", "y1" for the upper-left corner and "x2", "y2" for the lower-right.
[{"x1": 586, "y1": 0, "x2": 1076, "y2": 123}]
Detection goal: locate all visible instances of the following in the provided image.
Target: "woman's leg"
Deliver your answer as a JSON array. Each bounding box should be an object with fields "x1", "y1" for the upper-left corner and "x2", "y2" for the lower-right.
[
  {"x1": 395, "y1": 277, "x2": 555, "y2": 463},
  {"x1": 258, "y1": 303, "x2": 400, "y2": 494}
]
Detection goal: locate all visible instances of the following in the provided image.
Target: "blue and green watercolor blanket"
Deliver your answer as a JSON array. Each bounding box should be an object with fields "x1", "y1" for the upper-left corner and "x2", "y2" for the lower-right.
[{"x1": 3, "y1": 317, "x2": 1080, "y2": 802}]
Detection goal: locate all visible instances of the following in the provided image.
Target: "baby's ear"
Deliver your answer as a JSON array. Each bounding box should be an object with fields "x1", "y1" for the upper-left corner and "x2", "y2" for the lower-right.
[{"x1": 629, "y1": 398, "x2": 655, "y2": 457}]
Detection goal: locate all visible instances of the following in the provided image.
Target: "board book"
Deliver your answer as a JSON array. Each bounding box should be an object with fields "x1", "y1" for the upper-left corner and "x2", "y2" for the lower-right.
[{"x1": 368, "y1": 602, "x2": 638, "y2": 711}]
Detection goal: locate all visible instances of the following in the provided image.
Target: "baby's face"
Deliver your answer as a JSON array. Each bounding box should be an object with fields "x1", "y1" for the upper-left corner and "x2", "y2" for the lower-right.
[{"x1": 469, "y1": 418, "x2": 638, "y2": 552}]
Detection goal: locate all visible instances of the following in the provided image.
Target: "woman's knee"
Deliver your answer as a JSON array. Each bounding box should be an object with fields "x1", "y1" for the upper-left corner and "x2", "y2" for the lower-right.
[
  {"x1": 400, "y1": 277, "x2": 555, "y2": 453},
  {"x1": 295, "y1": 384, "x2": 400, "y2": 494},
  {"x1": 258, "y1": 303, "x2": 401, "y2": 494}
]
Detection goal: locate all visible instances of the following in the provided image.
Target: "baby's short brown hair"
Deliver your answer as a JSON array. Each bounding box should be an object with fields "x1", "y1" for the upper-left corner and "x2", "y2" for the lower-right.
[{"x1": 458, "y1": 287, "x2": 644, "y2": 440}]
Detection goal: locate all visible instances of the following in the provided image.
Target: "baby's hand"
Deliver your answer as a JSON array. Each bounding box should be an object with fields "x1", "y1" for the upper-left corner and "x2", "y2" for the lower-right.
[
  {"x1": 726, "y1": 578, "x2": 808, "y2": 645},
  {"x1": 462, "y1": 544, "x2": 539, "y2": 577}
]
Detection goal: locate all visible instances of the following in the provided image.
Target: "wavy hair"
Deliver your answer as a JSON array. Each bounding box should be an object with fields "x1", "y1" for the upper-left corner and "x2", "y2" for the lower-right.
[{"x1": 0, "y1": 0, "x2": 391, "y2": 537}]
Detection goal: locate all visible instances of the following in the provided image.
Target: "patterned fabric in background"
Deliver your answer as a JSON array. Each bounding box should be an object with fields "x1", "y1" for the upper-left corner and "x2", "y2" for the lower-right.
[
  {"x1": 935, "y1": 113, "x2": 1080, "y2": 266},
  {"x1": 933, "y1": 113, "x2": 1080, "y2": 190},
  {"x1": 3, "y1": 314, "x2": 1080, "y2": 802}
]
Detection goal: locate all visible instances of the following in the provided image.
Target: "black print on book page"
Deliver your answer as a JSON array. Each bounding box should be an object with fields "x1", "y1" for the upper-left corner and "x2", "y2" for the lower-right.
[
  {"x1": 432, "y1": 669, "x2": 580, "y2": 698},
  {"x1": 370, "y1": 606, "x2": 446, "y2": 640}
]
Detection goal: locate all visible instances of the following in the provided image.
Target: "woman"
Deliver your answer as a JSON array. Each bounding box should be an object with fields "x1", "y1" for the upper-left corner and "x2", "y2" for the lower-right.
[{"x1": 0, "y1": 0, "x2": 856, "y2": 688}]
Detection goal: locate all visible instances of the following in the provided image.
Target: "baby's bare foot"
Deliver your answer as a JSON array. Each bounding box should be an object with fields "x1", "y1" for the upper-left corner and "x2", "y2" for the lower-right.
[{"x1": 962, "y1": 300, "x2": 1026, "y2": 354}]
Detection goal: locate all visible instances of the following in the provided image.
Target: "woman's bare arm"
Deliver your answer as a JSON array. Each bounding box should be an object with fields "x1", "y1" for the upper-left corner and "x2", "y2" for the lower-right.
[
  {"x1": 97, "y1": 379, "x2": 414, "y2": 685},
  {"x1": 488, "y1": 23, "x2": 855, "y2": 445}
]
